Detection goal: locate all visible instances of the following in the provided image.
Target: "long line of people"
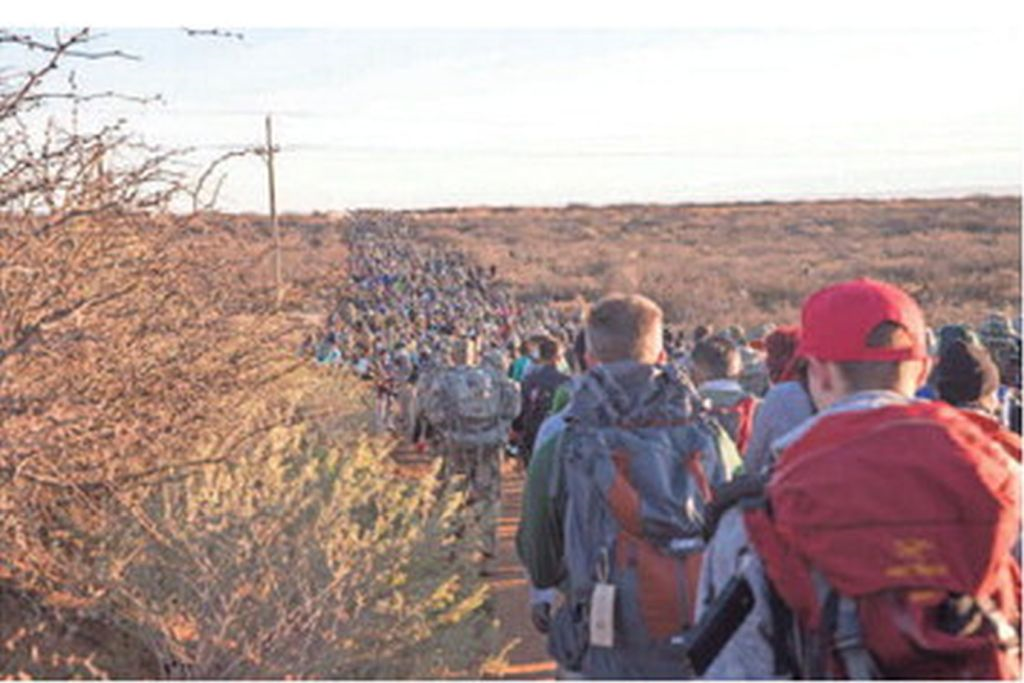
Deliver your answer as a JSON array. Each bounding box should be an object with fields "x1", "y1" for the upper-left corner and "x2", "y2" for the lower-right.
[{"x1": 312, "y1": 213, "x2": 1022, "y2": 679}]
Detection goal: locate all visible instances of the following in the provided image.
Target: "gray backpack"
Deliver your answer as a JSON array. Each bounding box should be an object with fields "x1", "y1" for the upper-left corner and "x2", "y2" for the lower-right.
[
  {"x1": 427, "y1": 366, "x2": 514, "y2": 448},
  {"x1": 554, "y1": 362, "x2": 738, "y2": 678}
]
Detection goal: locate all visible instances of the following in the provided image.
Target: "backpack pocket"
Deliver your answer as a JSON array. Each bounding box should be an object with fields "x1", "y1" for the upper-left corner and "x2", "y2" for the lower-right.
[
  {"x1": 613, "y1": 531, "x2": 698, "y2": 645},
  {"x1": 550, "y1": 602, "x2": 589, "y2": 671}
]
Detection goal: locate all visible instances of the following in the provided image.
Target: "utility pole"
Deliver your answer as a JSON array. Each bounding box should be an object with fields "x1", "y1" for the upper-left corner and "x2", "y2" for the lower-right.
[{"x1": 265, "y1": 114, "x2": 282, "y2": 307}]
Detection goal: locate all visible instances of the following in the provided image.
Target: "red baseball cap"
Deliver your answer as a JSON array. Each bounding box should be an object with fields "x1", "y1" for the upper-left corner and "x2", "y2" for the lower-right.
[{"x1": 795, "y1": 278, "x2": 929, "y2": 362}]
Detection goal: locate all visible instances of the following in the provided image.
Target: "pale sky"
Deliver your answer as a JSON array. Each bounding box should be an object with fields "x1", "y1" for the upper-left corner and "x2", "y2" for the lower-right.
[{"x1": 9, "y1": 25, "x2": 1022, "y2": 211}]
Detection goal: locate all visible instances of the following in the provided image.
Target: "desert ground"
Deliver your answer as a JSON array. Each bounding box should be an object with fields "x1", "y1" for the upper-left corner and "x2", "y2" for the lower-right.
[{"x1": 394, "y1": 195, "x2": 1020, "y2": 329}]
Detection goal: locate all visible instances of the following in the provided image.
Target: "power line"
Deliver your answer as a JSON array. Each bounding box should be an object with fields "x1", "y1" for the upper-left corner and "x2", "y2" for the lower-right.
[{"x1": 183, "y1": 142, "x2": 1018, "y2": 159}]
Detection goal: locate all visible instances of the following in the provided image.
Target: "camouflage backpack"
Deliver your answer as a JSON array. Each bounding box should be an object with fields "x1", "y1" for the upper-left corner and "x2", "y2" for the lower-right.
[
  {"x1": 426, "y1": 366, "x2": 517, "y2": 448},
  {"x1": 553, "y1": 362, "x2": 740, "y2": 678}
]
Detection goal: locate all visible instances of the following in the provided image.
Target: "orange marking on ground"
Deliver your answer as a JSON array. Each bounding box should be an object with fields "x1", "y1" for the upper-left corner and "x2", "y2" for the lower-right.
[
  {"x1": 500, "y1": 661, "x2": 557, "y2": 677},
  {"x1": 490, "y1": 564, "x2": 524, "y2": 576}
]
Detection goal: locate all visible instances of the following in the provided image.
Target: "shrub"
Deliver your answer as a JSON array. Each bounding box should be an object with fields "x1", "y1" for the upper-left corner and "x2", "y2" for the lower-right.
[{"x1": 2, "y1": 368, "x2": 500, "y2": 679}]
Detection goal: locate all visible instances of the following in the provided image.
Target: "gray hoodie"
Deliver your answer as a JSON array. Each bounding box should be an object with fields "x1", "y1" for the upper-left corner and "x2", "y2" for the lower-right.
[{"x1": 743, "y1": 380, "x2": 814, "y2": 477}]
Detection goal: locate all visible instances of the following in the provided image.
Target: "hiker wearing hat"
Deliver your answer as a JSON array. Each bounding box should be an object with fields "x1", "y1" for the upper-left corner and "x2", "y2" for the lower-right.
[
  {"x1": 696, "y1": 278, "x2": 1020, "y2": 679},
  {"x1": 917, "y1": 324, "x2": 984, "y2": 400},
  {"x1": 933, "y1": 340, "x2": 1022, "y2": 471}
]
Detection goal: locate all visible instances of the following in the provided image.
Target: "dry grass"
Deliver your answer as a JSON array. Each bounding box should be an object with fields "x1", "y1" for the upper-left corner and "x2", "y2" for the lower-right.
[{"x1": 400, "y1": 196, "x2": 1021, "y2": 329}]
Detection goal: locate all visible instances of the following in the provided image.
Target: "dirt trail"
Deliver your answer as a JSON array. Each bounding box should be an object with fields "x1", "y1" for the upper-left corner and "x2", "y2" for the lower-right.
[{"x1": 490, "y1": 459, "x2": 557, "y2": 679}]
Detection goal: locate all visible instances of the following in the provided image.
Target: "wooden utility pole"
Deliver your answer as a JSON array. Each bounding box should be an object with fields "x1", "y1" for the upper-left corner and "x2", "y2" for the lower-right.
[{"x1": 265, "y1": 114, "x2": 282, "y2": 306}]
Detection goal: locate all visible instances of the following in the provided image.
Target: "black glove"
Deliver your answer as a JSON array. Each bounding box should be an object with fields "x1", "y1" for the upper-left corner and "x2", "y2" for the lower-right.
[{"x1": 531, "y1": 602, "x2": 552, "y2": 634}]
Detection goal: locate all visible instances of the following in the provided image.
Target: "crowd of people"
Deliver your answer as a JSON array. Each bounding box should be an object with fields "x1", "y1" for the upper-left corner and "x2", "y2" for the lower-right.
[{"x1": 308, "y1": 213, "x2": 1022, "y2": 680}]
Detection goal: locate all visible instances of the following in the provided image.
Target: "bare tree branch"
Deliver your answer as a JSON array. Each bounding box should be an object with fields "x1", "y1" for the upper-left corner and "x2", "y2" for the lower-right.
[
  {"x1": 191, "y1": 147, "x2": 263, "y2": 212},
  {"x1": 0, "y1": 29, "x2": 141, "y2": 61}
]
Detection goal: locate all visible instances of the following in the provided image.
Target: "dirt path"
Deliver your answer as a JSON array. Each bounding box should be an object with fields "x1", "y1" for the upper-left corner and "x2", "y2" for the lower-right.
[{"x1": 490, "y1": 458, "x2": 557, "y2": 680}]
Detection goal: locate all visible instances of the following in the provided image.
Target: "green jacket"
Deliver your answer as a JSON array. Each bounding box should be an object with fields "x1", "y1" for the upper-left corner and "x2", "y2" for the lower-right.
[{"x1": 515, "y1": 413, "x2": 569, "y2": 591}]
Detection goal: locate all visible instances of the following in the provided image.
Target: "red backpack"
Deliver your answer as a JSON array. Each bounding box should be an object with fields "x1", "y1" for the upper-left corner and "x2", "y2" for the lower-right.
[{"x1": 744, "y1": 401, "x2": 1021, "y2": 679}]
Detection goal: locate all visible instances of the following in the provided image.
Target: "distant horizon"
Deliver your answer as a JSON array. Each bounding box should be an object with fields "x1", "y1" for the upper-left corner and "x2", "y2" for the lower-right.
[{"x1": 224, "y1": 187, "x2": 1022, "y2": 216}]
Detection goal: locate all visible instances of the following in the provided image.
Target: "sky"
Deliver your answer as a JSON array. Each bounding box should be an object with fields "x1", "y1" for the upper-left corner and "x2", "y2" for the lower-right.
[{"x1": 6, "y1": 20, "x2": 1022, "y2": 211}]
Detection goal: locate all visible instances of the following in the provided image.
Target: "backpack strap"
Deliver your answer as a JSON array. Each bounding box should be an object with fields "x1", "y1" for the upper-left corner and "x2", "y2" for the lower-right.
[
  {"x1": 581, "y1": 365, "x2": 634, "y2": 423},
  {"x1": 766, "y1": 583, "x2": 799, "y2": 678},
  {"x1": 798, "y1": 578, "x2": 880, "y2": 679},
  {"x1": 833, "y1": 594, "x2": 880, "y2": 679},
  {"x1": 979, "y1": 600, "x2": 1021, "y2": 655},
  {"x1": 702, "y1": 473, "x2": 766, "y2": 541},
  {"x1": 796, "y1": 580, "x2": 835, "y2": 680}
]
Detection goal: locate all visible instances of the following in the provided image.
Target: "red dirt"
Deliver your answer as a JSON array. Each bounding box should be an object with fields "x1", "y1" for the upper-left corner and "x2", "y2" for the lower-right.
[{"x1": 492, "y1": 460, "x2": 557, "y2": 680}]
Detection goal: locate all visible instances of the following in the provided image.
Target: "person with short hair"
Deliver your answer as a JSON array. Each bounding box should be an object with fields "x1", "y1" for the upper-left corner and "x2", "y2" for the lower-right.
[
  {"x1": 935, "y1": 339, "x2": 1001, "y2": 415},
  {"x1": 539, "y1": 293, "x2": 738, "y2": 679},
  {"x1": 512, "y1": 336, "x2": 570, "y2": 466},
  {"x1": 691, "y1": 336, "x2": 744, "y2": 385},
  {"x1": 690, "y1": 336, "x2": 759, "y2": 456},
  {"x1": 693, "y1": 324, "x2": 713, "y2": 345},
  {"x1": 515, "y1": 329, "x2": 588, "y2": 676},
  {"x1": 509, "y1": 339, "x2": 535, "y2": 382}
]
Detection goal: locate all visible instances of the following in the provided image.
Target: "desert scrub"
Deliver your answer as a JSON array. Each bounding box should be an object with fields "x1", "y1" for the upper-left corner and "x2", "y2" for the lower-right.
[
  {"x1": 1, "y1": 368, "x2": 501, "y2": 679},
  {"x1": 0, "y1": 30, "x2": 499, "y2": 678}
]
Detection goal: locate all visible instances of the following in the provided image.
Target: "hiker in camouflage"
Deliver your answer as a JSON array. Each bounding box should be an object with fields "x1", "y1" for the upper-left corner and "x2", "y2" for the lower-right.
[{"x1": 422, "y1": 338, "x2": 520, "y2": 563}]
